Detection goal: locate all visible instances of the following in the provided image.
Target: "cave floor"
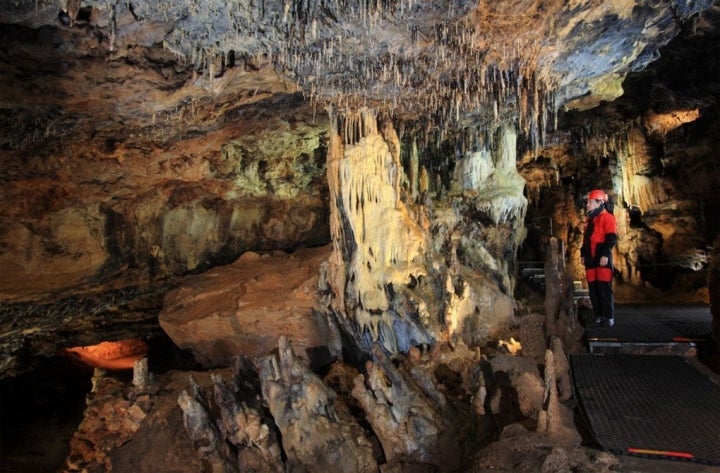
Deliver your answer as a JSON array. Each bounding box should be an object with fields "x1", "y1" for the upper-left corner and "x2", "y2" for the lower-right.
[
  {"x1": 2, "y1": 302, "x2": 720, "y2": 473},
  {"x1": 569, "y1": 302, "x2": 720, "y2": 472},
  {"x1": 571, "y1": 353, "x2": 720, "y2": 466}
]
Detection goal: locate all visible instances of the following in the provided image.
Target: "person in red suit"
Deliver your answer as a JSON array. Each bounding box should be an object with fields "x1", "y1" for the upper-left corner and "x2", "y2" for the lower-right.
[{"x1": 581, "y1": 189, "x2": 618, "y2": 327}]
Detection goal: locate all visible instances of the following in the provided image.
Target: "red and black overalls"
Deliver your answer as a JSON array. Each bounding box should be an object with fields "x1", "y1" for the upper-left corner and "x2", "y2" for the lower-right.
[{"x1": 581, "y1": 206, "x2": 618, "y2": 322}]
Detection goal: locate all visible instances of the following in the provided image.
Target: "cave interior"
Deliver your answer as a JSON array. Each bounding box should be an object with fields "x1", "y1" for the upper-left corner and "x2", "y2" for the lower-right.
[{"x1": 1, "y1": 1, "x2": 720, "y2": 472}]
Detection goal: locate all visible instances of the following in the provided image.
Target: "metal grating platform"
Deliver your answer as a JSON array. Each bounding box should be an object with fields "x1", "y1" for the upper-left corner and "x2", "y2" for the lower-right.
[
  {"x1": 571, "y1": 354, "x2": 720, "y2": 465},
  {"x1": 580, "y1": 304, "x2": 712, "y2": 349}
]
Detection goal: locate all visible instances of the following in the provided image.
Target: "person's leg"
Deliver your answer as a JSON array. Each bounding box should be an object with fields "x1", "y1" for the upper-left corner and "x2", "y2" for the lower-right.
[
  {"x1": 594, "y1": 264, "x2": 614, "y2": 326},
  {"x1": 597, "y1": 280, "x2": 615, "y2": 324},
  {"x1": 586, "y1": 269, "x2": 603, "y2": 324}
]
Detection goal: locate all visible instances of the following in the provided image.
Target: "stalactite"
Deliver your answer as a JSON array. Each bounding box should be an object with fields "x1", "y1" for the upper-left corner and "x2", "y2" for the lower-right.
[
  {"x1": 410, "y1": 139, "x2": 419, "y2": 201},
  {"x1": 326, "y1": 107, "x2": 429, "y2": 349}
]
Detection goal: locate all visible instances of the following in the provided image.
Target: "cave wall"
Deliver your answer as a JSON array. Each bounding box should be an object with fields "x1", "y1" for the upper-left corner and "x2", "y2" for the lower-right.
[
  {"x1": 518, "y1": 10, "x2": 720, "y2": 298},
  {"x1": 0, "y1": 99, "x2": 330, "y2": 300},
  {"x1": 2, "y1": 1, "x2": 720, "y2": 375}
]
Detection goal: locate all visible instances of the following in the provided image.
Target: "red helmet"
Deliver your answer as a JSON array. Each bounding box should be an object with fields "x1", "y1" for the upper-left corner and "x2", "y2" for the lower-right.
[{"x1": 587, "y1": 189, "x2": 607, "y2": 201}]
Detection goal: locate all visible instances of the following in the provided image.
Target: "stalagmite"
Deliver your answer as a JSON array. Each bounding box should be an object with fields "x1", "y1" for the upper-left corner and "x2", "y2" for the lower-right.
[
  {"x1": 132, "y1": 357, "x2": 150, "y2": 390},
  {"x1": 544, "y1": 237, "x2": 564, "y2": 338},
  {"x1": 178, "y1": 377, "x2": 235, "y2": 473},
  {"x1": 537, "y1": 350, "x2": 581, "y2": 446},
  {"x1": 257, "y1": 337, "x2": 377, "y2": 473},
  {"x1": 550, "y1": 337, "x2": 572, "y2": 402},
  {"x1": 351, "y1": 345, "x2": 470, "y2": 470},
  {"x1": 211, "y1": 371, "x2": 283, "y2": 473}
]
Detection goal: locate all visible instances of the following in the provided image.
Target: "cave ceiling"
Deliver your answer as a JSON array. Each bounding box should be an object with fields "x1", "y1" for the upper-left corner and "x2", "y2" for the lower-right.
[{"x1": 1, "y1": 0, "x2": 714, "y2": 153}]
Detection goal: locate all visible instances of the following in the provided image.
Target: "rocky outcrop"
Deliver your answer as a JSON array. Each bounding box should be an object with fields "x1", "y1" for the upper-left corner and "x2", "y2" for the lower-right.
[
  {"x1": 259, "y1": 337, "x2": 378, "y2": 473},
  {"x1": 352, "y1": 345, "x2": 474, "y2": 470},
  {"x1": 2, "y1": 3, "x2": 720, "y2": 473},
  {"x1": 0, "y1": 101, "x2": 329, "y2": 300},
  {"x1": 2, "y1": 0, "x2": 719, "y2": 382},
  {"x1": 65, "y1": 368, "x2": 158, "y2": 472},
  {"x1": 159, "y1": 246, "x2": 340, "y2": 369},
  {"x1": 59, "y1": 334, "x2": 593, "y2": 472},
  {"x1": 325, "y1": 110, "x2": 520, "y2": 356},
  {"x1": 488, "y1": 354, "x2": 544, "y2": 423}
]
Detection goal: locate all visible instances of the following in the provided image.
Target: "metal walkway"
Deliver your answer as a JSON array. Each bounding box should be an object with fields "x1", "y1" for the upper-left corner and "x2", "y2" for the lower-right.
[
  {"x1": 571, "y1": 304, "x2": 720, "y2": 465},
  {"x1": 580, "y1": 304, "x2": 713, "y2": 353},
  {"x1": 571, "y1": 354, "x2": 720, "y2": 465}
]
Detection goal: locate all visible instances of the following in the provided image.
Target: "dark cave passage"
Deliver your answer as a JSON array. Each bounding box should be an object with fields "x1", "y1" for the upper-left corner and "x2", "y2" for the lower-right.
[
  {"x1": 0, "y1": 332, "x2": 200, "y2": 473},
  {"x1": 0, "y1": 356, "x2": 92, "y2": 473}
]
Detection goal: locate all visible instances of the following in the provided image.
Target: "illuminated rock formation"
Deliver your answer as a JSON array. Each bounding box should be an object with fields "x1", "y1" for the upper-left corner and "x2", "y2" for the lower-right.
[
  {"x1": 2, "y1": 1, "x2": 720, "y2": 471},
  {"x1": 159, "y1": 246, "x2": 340, "y2": 368},
  {"x1": 2, "y1": 0, "x2": 717, "y2": 372}
]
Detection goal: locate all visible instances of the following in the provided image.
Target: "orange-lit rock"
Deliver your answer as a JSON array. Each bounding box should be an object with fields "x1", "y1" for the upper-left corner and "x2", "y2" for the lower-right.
[
  {"x1": 643, "y1": 107, "x2": 701, "y2": 138},
  {"x1": 64, "y1": 339, "x2": 148, "y2": 370}
]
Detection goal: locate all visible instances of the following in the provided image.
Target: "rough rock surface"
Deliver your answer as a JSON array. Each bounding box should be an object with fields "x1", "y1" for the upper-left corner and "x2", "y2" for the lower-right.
[
  {"x1": 0, "y1": 0, "x2": 714, "y2": 304},
  {"x1": 351, "y1": 345, "x2": 475, "y2": 470},
  {"x1": 2, "y1": 1, "x2": 720, "y2": 378},
  {"x1": 159, "y1": 245, "x2": 340, "y2": 369},
  {"x1": 0, "y1": 94, "x2": 329, "y2": 300},
  {"x1": 3, "y1": 2, "x2": 720, "y2": 471},
  {"x1": 58, "y1": 335, "x2": 607, "y2": 473},
  {"x1": 488, "y1": 354, "x2": 544, "y2": 423},
  {"x1": 259, "y1": 337, "x2": 378, "y2": 473}
]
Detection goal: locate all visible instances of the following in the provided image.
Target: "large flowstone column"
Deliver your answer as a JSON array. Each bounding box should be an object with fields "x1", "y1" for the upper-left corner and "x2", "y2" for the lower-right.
[
  {"x1": 325, "y1": 109, "x2": 524, "y2": 354},
  {"x1": 326, "y1": 109, "x2": 431, "y2": 353}
]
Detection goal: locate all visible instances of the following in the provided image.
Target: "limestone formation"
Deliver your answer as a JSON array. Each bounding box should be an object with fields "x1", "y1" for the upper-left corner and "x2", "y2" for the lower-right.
[
  {"x1": 210, "y1": 371, "x2": 284, "y2": 473},
  {"x1": 488, "y1": 354, "x2": 545, "y2": 423},
  {"x1": 544, "y1": 237, "x2": 565, "y2": 337},
  {"x1": 258, "y1": 336, "x2": 378, "y2": 473},
  {"x1": 536, "y1": 349, "x2": 582, "y2": 447},
  {"x1": 65, "y1": 369, "x2": 152, "y2": 472},
  {"x1": 1, "y1": 0, "x2": 718, "y2": 383},
  {"x1": 550, "y1": 337, "x2": 572, "y2": 402},
  {"x1": 351, "y1": 345, "x2": 474, "y2": 470},
  {"x1": 2, "y1": 1, "x2": 720, "y2": 472}
]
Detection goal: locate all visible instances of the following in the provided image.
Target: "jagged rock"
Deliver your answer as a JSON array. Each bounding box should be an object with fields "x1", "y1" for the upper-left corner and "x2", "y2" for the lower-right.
[
  {"x1": 178, "y1": 378, "x2": 235, "y2": 473},
  {"x1": 109, "y1": 369, "x2": 229, "y2": 473},
  {"x1": 550, "y1": 338, "x2": 572, "y2": 402},
  {"x1": 65, "y1": 369, "x2": 153, "y2": 472},
  {"x1": 536, "y1": 350, "x2": 581, "y2": 447},
  {"x1": 3, "y1": 1, "x2": 720, "y2": 471},
  {"x1": 470, "y1": 422, "x2": 612, "y2": 473},
  {"x1": 210, "y1": 362, "x2": 283, "y2": 473},
  {"x1": 488, "y1": 354, "x2": 544, "y2": 423},
  {"x1": 258, "y1": 336, "x2": 378, "y2": 473},
  {"x1": 159, "y1": 246, "x2": 341, "y2": 369},
  {"x1": 352, "y1": 345, "x2": 475, "y2": 471},
  {"x1": 178, "y1": 359, "x2": 286, "y2": 473}
]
